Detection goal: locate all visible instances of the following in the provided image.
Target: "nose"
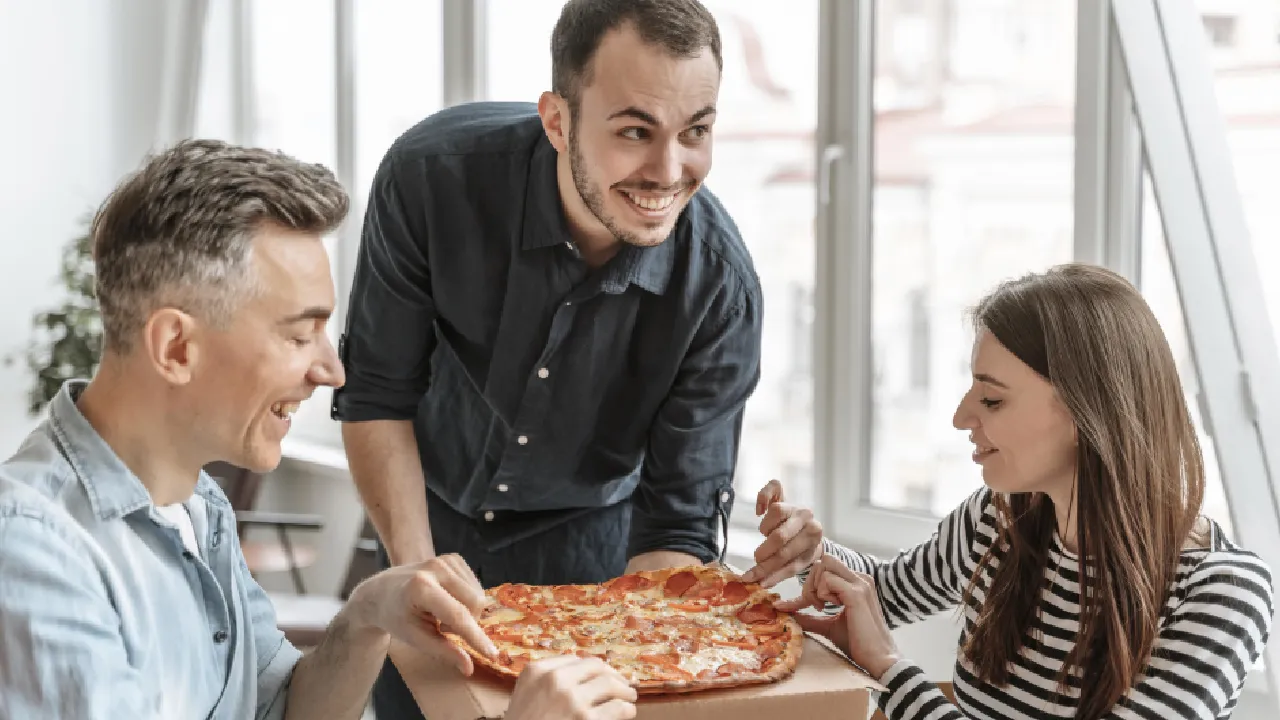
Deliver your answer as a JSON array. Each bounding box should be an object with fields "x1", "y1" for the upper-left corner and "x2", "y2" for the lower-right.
[
  {"x1": 952, "y1": 391, "x2": 977, "y2": 431},
  {"x1": 309, "y1": 335, "x2": 346, "y2": 389},
  {"x1": 649, "y1": 139, "x2": 684, "y2": 189}
]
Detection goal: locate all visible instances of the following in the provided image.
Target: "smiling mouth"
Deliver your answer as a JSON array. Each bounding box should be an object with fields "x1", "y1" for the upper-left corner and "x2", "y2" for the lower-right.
[
  {"x1": 973, "y1": 445, "x2": 998, "y2": 459},
  {"x1": 270, "y1": 401, "x2": 300, "y2": 420},
  {"x1": 619, "y1": 189, "x2": 679, "y2": 213}
]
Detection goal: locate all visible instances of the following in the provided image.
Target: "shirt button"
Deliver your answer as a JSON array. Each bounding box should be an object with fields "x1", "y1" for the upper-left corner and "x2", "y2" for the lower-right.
[
  {"x1": 517, "y1": 435, "x2": 529, "y2": 445},
  {"x1": 537, "y1": 368, "x2": 549, "y2": 379},
  {"x1": 484, "y1": 511, "x2": 495, "y2": 522},
  {"x1": 564, "y1": 301, "x2": 572, "y2": 307},
  {"x1": 721, "y1": 491, "x2": 732, "y2": 503},
  {"x1": 497, "y1": 484, "x2": 510, "y2": 493},
  {"x1": 213, "y1": 630, "x2": 228, "y2": 644}
]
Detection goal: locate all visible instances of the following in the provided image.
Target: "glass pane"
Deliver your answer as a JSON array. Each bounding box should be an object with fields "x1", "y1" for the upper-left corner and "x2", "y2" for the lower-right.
[
  {"x1": 485, "y1": 2, "x2": 821, "y2": 509},
  {"x1": 355, "y1": 0, "x2": 444, "y2": 198},
  {"x1": 702, "y1": 0, "x2": 819, "y2": 510},
  {"x1": 485, "y1": 1, "x2": 562, "y2": 102},
  {"x1": 868, "y1": 0, "x2": 1078, "y2": 515},
  {"x1": 1138, "y1": 168, "x2": 1233, "y2": 539},
  {"x1": 250, "y1": 0, "x2": 337, "y2": 169}
]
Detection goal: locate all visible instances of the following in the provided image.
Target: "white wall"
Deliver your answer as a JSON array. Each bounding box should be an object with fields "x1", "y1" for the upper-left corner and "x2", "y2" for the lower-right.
[{"x1": 0, "y1": 0, "x2": 169, "y2": 456}]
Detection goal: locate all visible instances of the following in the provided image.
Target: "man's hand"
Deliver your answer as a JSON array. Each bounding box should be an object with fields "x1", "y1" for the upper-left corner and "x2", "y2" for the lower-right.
[
  {"x1": 346, "y1": 554, "x2": 498, "y2": 675},
  {"x1": 740, "y1": 479, "x2": 824, "y2": 588},
  {"x1": 505, "y1": 657, "x2": 637, "y2": 720},
  {"x1": 775, "y1": 554, "x2": 901, "y2": 678}
]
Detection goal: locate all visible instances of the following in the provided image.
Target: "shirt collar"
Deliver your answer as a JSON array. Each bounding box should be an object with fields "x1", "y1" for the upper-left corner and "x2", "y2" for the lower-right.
[
  {"x1": 47, "y1": 379, "x2": 227, "y2": 521},
  {"x1": 521, "y1": 136, "x2": 677, "y2": 296}
]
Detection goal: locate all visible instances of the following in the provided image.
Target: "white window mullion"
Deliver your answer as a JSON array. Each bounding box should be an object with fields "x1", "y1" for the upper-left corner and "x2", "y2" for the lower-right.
[
  {"x1": 1073, "y1": 0, "x2": 1142, "y2": 282},
  {"x1": 443, "y1": 0, "x2": 486, "y2": 105}
]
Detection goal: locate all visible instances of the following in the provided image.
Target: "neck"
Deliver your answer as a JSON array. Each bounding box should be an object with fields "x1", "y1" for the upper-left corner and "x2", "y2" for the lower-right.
[
  {"x1": 76, "y1": 358, "x2": 202, "y2": 506},
  {"x1": 556, "y1": 151, "x2": 622, "y2": 269},
  {"x1": 1047, "y1": 479, "x2": 1078, "y2": 554}
]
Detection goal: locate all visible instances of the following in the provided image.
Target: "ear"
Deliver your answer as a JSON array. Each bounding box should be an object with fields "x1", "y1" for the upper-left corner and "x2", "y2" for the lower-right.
[
  {"x1": 538, "y1": 91, "x2": 570, "y2": 153},
  {"x1": 141, "y1": 308, "x2": 200, "y2": 385}
]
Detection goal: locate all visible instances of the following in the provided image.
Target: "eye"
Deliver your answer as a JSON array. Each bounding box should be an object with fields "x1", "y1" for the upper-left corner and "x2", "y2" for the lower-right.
[
  {"x1": 979, "y1": 397, "x2": 1002, "y2": 409},
  {"x1": 620, "y1": 127, "x2": 648, "y2": 140},
  {"x1": 291, "y1": 337, "x2": 313, "y2": 348},
  {"x1": 684, "y1": 125, "x2": 711, "y2": 140}
]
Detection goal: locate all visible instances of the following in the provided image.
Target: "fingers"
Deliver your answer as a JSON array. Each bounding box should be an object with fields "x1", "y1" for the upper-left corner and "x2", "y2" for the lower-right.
[
  {"x1": 814, "y1": 568, "x2": 874, "y2": 610},
  {"x1": 756, "y1": 501, "x2": 790, "y2": 538},
  {"x1": 432, "y1": 554, "x2": 488, "y2": 613},
  {"x1": 815, "y1": 553, "x2": 861, "y2": 584},
  {"x1": 593, "y1": 698, "x2": 639, "y2": 720},
  {"x1": 755, "y1": 479, "x2": 784, "y2": 516},
  {"x1": 408, "y1": 570, "x2": 498, "y2": 658},
  {"x1": 791, "y1": 608, "x2": 843, "y2": 637},
  {"x1": 398, "y1": 615, "x2": 476, "y2": 676},
  {"x1": 576, "y1": 662, "x2": 639, "y2": 707}
]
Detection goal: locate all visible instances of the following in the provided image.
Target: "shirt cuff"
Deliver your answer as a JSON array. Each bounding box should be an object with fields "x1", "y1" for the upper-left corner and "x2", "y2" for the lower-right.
[
  {"x1": 255, "y1": 636, "x2": 303, "y2": 720},
  {"x1": 877, "y1": 659, "x2": 954, "y2": 720}
]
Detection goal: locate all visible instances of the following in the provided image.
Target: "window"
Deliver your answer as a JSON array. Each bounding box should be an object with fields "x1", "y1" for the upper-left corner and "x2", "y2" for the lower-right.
[
  {"x1": 195, "y1": 0, "x2": 442, "y2": 446},
  {"x1": 1138, "y1": 169, "x2": 1233, "y2": 539},
  {"x1": 485, "y1": 1, "x2": 562, "y2": 102},
  {"x1": 1201, "y1": 15, "x2": 1237, "y2": 48},
  {"x1": 867, "y1": 0, "x2": 1077, "y2": 517}
]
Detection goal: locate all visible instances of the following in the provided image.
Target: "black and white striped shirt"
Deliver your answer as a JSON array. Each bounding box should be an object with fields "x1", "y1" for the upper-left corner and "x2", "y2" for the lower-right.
[{"x1": 822, "y1": 488, "x2": 1274, "y2": 719}]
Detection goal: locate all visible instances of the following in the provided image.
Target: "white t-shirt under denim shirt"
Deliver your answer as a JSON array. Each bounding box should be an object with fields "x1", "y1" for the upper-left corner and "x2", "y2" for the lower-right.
[{"x1": 0, "y1": 380, "x2": 299, "y2": 720}]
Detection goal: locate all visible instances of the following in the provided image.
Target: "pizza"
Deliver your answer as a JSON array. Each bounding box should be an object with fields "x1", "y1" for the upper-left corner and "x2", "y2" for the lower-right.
[{"x1": 438, "y1": 564, "x2": 804, "y2": 694}]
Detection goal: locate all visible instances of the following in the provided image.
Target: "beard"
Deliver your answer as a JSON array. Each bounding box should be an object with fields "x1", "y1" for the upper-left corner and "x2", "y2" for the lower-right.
[{"x1": 568, "y1": 121, "x2": 683, "y2": 248}]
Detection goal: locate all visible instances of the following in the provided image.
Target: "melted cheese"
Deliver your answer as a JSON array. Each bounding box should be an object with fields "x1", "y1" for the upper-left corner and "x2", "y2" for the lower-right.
[
  {"x1": 677, "y1": 646, "x2": 762, "y2": 676},
  {"x1": 484, "y1": 607, "x2": 525, "y2": 624}
]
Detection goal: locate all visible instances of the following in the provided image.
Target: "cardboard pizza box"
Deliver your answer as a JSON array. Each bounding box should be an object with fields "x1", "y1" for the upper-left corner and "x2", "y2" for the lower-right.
[{"x1": 388, "y1": 633, "x2": 885, "y2": 720}]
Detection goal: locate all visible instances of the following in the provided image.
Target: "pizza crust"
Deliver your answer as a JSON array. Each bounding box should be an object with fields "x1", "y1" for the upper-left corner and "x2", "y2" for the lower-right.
[{"x1": 438, "y1": 565, "x2": 806, "y2": 695}]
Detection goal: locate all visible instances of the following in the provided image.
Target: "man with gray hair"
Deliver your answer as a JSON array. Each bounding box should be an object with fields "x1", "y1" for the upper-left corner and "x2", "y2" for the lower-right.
[{"x1": 0, "y1": 139, "x2": 637, "y2": 720}]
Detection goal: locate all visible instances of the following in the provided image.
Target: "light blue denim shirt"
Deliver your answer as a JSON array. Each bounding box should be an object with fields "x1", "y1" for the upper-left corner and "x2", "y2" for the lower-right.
[{"x1": 0, "y1": 381, "x2": 301, "y2": 719}]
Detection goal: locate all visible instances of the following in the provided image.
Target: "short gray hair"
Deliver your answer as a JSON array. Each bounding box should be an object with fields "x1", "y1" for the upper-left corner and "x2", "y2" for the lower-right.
[{"x1": 91, "y1": 139, "x2": 348, "y2": 354}]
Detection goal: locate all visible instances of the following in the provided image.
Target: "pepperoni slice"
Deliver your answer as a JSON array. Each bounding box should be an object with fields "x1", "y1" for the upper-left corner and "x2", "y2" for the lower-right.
[
  {"x1": 495, "y1": 584, "x2": 533, "y2": 608},
  {"x1": 736, "y1": 602, "x2": 778, "y2": 624},
  {"x1": 715, "y1": 662, "x2": 754, "y2": 677},
  {"x1": 715, "y1": 581, "x2": 751, "y2": 605},
  {"x1": 688, "y1": 577, "x2": 726, "y2": 599},
  {"x1": 663, "y1": 570, "x2": 699, "y2": 597},
  {"x1": 624, "y1": 616, "x2": 654, "y2": 631},
  {"x1": 606, "y1": 574, "x2": 656, "y2": 593},
  {"x1": 552, "y1": 584, "x2": 592, "y2": 603},
  {"x1": 508, "y1": 656, "x2": 529, "y2": 674}
]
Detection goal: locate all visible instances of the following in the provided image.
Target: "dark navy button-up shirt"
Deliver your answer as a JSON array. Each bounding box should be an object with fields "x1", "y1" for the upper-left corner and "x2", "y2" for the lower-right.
[{"x1": 332, "y1": 102, "x2": 762, "y2": 564}]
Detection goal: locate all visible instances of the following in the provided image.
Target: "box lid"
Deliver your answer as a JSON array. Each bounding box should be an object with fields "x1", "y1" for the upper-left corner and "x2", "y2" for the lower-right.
[{"x1": 390, "y1": 634, "x2": 884, "y2": 720}]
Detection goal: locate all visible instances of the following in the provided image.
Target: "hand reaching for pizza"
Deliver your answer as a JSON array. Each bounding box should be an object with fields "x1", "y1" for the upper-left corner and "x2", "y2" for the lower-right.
[
  {"x1": 348, "y1": 553, "x2": 498, "y2": 675},
  {"x1": 774, "y1": 554, "x2": 902, "y2": 679},
  {"x1": 505, "y1": 656, "x2": 638, "y2": 720},
  {"x1": 740, "y1": 479, "x2": 824, "y2": 588}
]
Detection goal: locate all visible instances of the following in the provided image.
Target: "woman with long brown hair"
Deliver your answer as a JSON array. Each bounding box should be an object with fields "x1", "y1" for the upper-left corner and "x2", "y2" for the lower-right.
[{"x1": 747, "y1": 264, "x2": 1273, "y2": 719}]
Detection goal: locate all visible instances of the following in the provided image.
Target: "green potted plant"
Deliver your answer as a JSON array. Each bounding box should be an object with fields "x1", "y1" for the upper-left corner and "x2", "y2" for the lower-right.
[{"x1": 11, "y1": 221, "x2": 103, "y2": 415}]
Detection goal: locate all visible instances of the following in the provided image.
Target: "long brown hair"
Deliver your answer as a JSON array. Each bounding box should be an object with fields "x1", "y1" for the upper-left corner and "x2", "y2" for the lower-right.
[{"x1": 959, "y1": 264, "x2": 1205, "y2": 719}]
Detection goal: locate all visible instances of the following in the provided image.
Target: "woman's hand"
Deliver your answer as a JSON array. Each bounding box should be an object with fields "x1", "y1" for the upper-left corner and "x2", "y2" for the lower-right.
[
  {"x1": 776, "y1": 554, "x2": 902, "y2": 679},
  {"x1": 741, "y1": 479, "x2": 824, "y2": 588}
]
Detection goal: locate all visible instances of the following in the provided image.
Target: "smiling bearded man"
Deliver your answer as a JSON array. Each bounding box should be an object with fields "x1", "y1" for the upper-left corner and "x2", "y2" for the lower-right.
[{"x1": 329, "y1": 1, "x2": 766, "y2": 718}]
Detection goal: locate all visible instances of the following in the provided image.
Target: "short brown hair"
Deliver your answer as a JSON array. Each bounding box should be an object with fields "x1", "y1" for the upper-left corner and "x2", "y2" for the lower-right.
[
  {"x1": 550, "y1": 0, "x2": 722, "y2": 111},
  {"x1": 91, "y1": 139, "x2": 348, "y2": 353}
]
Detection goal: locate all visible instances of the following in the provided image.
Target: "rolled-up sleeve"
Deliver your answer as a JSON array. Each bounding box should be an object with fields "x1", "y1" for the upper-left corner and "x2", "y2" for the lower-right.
[
  {"x1": 628, "y1": 283, "x2": 763, "y2": 564},
  {"x1": 0, "y1": 512, "x2": 151, "y2": 719},
  {"x1": 238, "y1": 548, "x2": 303, "y2": 720},
  {"x1": 332, "y1": 150, "x2": 437, "y2": 422}
]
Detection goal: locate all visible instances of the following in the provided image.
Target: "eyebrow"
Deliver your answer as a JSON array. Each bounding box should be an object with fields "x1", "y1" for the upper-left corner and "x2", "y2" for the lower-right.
[
  {"x1": 974, "y1": 373, "x2": 1009, "y2": 389},
  {"x1": 606, "y1": 104, "x2": 717, "y2": 126},
  {"x1": 279, "y1": 307, "x2": 333, "y2": 324}
]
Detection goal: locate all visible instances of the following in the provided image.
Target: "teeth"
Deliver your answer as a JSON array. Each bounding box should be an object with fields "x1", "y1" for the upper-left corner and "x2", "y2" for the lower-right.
[
  {"x1": 271, "y1": 402, "x2": 301, "y2": 418},
  {"x1": 624, "y1": 192, "x2": 676, "y2": 211}
]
